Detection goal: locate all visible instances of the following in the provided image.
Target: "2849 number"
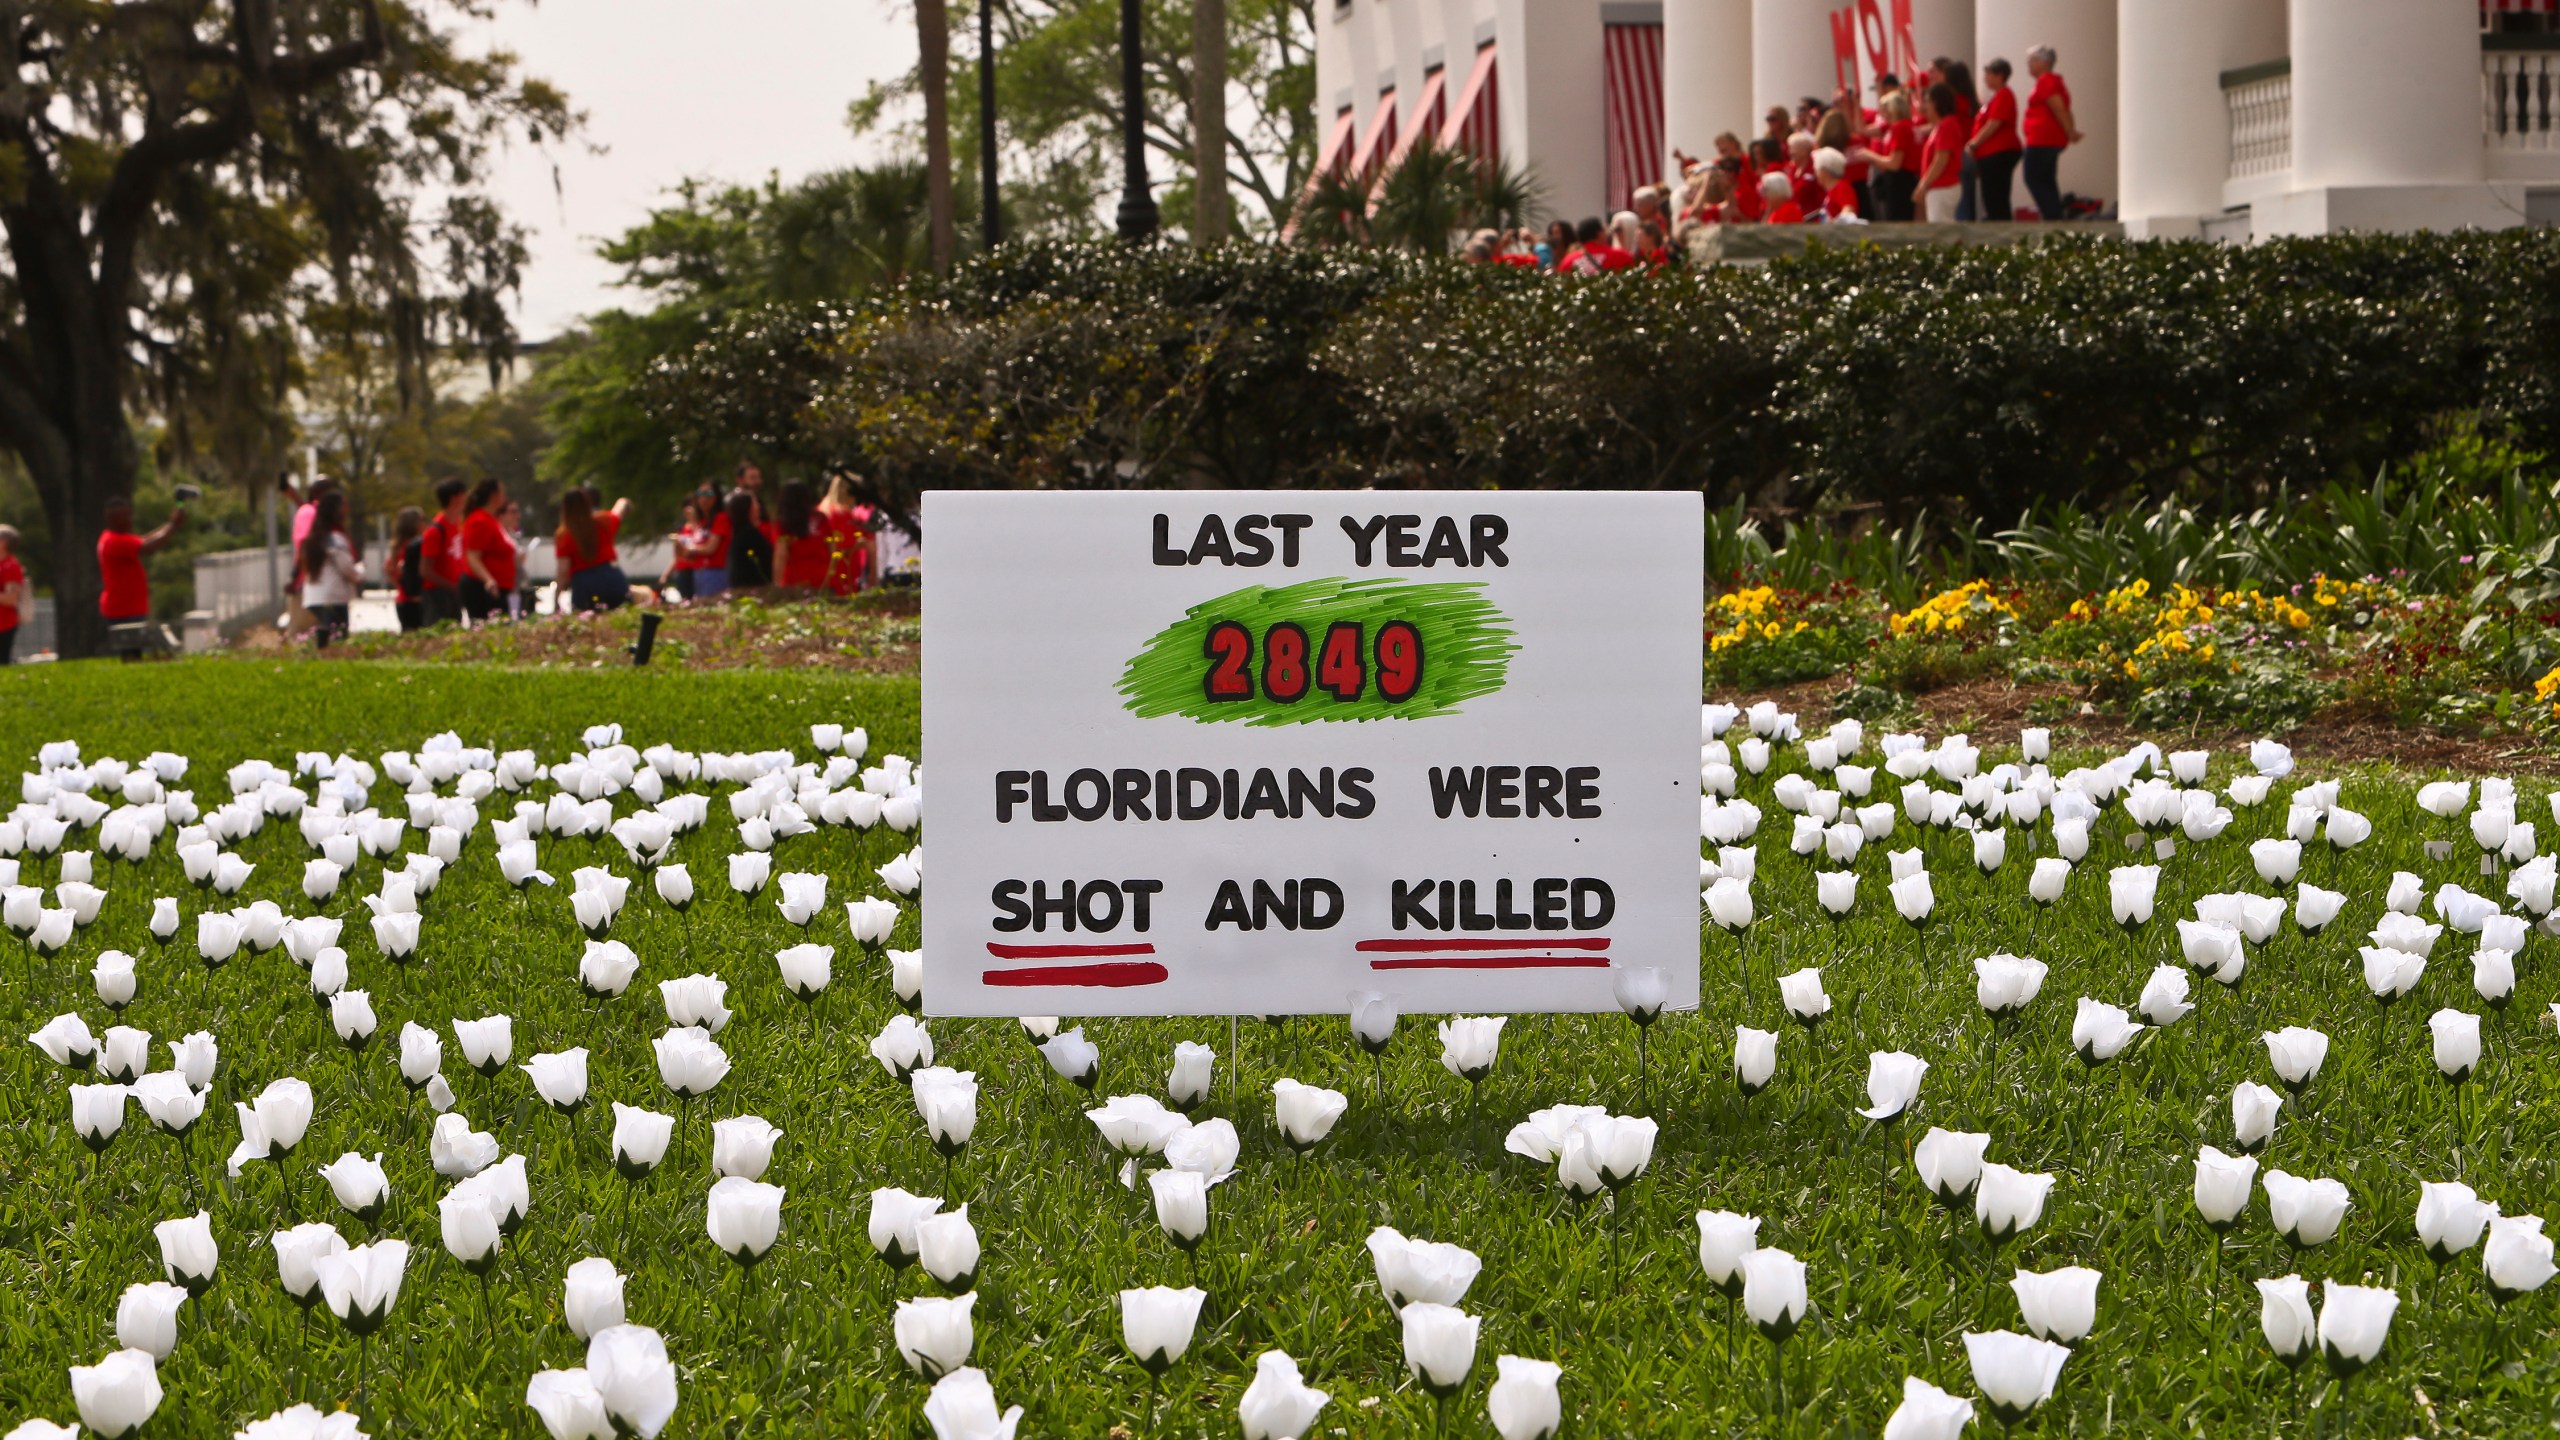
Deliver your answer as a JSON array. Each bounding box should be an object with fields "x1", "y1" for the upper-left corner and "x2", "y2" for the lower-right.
[{"x1": 1203, "y1": 619, "x2": 1423, "y2": 705}]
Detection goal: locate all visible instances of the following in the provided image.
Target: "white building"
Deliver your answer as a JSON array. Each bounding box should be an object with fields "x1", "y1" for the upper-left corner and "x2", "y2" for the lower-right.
[{"x1": 1314, "y1": 0, "x2": 2560, "y2": 238}]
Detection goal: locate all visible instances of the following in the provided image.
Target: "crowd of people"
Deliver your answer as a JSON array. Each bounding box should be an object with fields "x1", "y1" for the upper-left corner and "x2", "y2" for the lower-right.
[
  {"x1": 276, "y1": 461, "x2": 885, "y2": 644},
  {"x1": 1462, "y1": 47, "x2": 2086, "y2": 271}
]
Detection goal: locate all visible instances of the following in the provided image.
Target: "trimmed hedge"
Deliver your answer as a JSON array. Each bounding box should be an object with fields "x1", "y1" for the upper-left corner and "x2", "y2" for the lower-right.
[{"x1": 645, "y1": 230, "x2": 2560, "y2": 521}]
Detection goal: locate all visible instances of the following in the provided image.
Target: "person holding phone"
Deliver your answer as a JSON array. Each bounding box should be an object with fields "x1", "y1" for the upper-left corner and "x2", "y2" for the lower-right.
[
  {"x1": 97, "y1": 495, "x2": 185, "y2": 628},
  {"x1": 298, "y1": 489, "x2": 362, "y2": 649}
]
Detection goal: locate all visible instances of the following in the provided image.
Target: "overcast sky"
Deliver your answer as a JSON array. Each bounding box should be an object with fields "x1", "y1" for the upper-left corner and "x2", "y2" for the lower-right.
[{"x1": 475, "y1": 0, "x2": 918, "y2": 341}]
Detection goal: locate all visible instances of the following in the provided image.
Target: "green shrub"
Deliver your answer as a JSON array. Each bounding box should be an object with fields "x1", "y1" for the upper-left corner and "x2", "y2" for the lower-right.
[{"x1": 645, "y1": 231, "x2": 2560, "y2": 531}]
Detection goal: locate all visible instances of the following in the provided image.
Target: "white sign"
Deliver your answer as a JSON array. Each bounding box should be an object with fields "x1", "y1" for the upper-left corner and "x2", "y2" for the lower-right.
[{"x1": 922, "y1": 491, "x2": 1703, "y2": 1017}]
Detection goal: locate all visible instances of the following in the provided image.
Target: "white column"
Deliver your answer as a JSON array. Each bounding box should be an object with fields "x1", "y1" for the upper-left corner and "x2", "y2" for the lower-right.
[
  {"x1": 1906, "y1": 0, "x2": 1972, "y2": 78},
  {"x1": 1665, "y1": 0, "x2": 1754, "y2": 166},
  {"x1": 1974, "y1": 0, "x2": 2116, "y2": 205},
  {"x1": 1500, "y1": 0, "x2": 1611, "y2": 222},
  {"x1": 2116, "y1": 0, "x2": 2283, "y2": 232},
  {"x1": 1753, "y1": 0, "x2": 1839, "y2": 118},
  {"x1": 2290, "y1": 0, "x2": 2480, "y2": 190}
]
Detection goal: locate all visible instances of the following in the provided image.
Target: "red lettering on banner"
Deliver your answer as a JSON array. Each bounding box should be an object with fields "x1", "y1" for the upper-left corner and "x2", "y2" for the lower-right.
[
  {"x1": 1830, "y1": 6, "x2": 1859, "y2": 94},
  {"x1": 1858, "y1": 0, "x2": 1889, "y2": 82},
  {"x1": 1891, "y1": 0, "x2": 1918, "y2": 80}
]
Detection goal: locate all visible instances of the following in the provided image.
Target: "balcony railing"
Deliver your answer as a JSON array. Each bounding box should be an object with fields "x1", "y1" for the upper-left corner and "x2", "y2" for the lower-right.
[
  {"x1": 2222, "y1": 43, "x2": 2560, "y2": 186},
  {"x1": 2484, "y1": 40, "x2": 2560, "y2": 152},
  {"x1": 2221, "y1": 59, "x2": 2292, "y2": 182}
]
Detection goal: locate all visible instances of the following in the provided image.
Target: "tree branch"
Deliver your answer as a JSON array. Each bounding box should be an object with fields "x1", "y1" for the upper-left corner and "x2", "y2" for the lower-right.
[{"x1": 92, "y1": 0, "x2": 389, "y2": 338}]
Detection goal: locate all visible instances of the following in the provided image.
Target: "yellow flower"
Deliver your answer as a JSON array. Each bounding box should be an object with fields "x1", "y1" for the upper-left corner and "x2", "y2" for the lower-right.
[{"x1": 2123, "y1": 660, "x2": 2141, "y2": 679}]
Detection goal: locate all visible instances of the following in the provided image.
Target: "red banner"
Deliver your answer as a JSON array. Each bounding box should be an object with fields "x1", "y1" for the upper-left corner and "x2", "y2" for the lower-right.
[{"x1": 1831, "y1": 0, "x2": 1918, "y2": 97}]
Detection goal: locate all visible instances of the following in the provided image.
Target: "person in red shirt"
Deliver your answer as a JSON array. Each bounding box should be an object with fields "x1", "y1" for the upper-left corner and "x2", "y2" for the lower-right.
[
  {"x1": 664, "y1": 487, "x2": 724, "y2": 601},
  {"x1": 0, "y1": 524, "x2": 24, "y2": 663},
  {"x1": 1814, "y1": 108, "x2": 1873, "y2": 219},
  {"x1": 418, "y1": 476, "x2": 468, "y2": 624},
  {"x1": 2021, "y1": 45, "x2": 2082, "y2": 221},
  {"x1": 1868, "y1": 90, "x2": 1921, "y2": 221},
  {"x1": 391, "y1": 506, "x2": 429, "y2": 632},
  {"x1": 1919, "y1": 83, "x2": 1967, "y2": 223},
  {"x1": 1968, "y1": 58, "x2": 2022, "y2": 220},
  {"x1": 1681, "y1": 168, "x2": 1736, "y2": 227},
  {"x1": 1758, "y1": 172, "x2": 1804, "y2": 225},
  {"x1": 1814, "y1": 149, "x2": 1860, "y2": 221},
  {"x1": 818, "y1": 474, "x2": 875, "y2": 596},
  {"x1": 1784, "y1": 133, "x2": 1824, "y2": 216},
  {"x1": 555, "y1": 486, "x2": 632, "y2": 612},
  {"x1": 1933, "y1": 59, "x2": 1982, "y2": 219},
  {"x1": 96, "y1": 496, "x2": 185, "y2": 626},
  {"x1": 772, "y1": 478, "x2": 832, "y2": 589},
  {"x1": 457, "y1": 478, "x2": 516, "y2": 622}
]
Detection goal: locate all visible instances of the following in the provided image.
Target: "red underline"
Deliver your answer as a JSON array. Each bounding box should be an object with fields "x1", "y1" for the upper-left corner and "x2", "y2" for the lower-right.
[
  {"x1": 982, "y1": 962, "x2": 1170, "y2": 988},
  {"x1": 1354, "y1": 937, "x2": 1612, "y2": 953},
  {"x1": 984, "y1": 942, "x2": 1158, "y2": 960},
  {"x1": 1368, "y1": 956, "x2": 1615, "y2": 971}
]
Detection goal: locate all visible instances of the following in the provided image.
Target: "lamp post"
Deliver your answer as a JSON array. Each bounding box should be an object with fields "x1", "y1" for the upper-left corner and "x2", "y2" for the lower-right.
[
  {"x1": 1113, "y1": 0, "x2": 1159, "y2": 240},
  {"x1": 980, "y1": 0, "x2": 1001, "y2": 249}
]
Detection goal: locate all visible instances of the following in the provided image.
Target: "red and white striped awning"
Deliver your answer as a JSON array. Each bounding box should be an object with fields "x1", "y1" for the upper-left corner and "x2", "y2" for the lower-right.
[
  {"x1": 1603, "y1": 22, "x2": 1665, "y2": 216},
  {"x1": 1347, "y1": 90, "x2": 1401, "y2": 189},
  {"x1": 1381, "y1": 66, "x2": 1448, "y2": 176},
  {"x1": 1282, "y1": 107, "x2": 1361, "y2": 242},
  {"x1": 2485, "y1": 0, "x2": 2559, "y2": 17},
  {"x1": 1440, "y1": 42, "x2": 1501, "y2": 167},
  {"x1": 1311, "y1": 107, "x2": 1357, "y2": 179}
]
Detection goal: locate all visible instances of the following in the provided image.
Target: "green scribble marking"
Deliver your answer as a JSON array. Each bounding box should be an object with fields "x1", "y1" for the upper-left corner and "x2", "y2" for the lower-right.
[{"x1": 1118, "y1": 576, "x2": 1516, "y2": 725}]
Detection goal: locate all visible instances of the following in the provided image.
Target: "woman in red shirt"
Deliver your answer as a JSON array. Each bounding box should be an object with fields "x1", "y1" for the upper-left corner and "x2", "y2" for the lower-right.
[
  {"x1": 2021, "y1": 45, "x2": 2081, "y2": 221},
  {"x1": 772, "y1": 478, "x2": 831, "y2": 589},
  {"x1": 391, "y1": 506, "x2": 428, "y2": 632},
  {"x1": 665, "y1": 488, "x2": 723, "y2": 601},
  {"x1": 1757, "y1": 172, "x2": 1804, "y2": 225},
  {"x1": 556, "y1": 487, "x2": 632, "y2": 612},
  {"x1": 458, "y1": 478, "x2": 516, "y2": 622},
  {"x1": 1814, "y1": 149, "x2": 1859, "y2": 221},
  {"x1": 818, "y1": 474, "x2": 874, "y2": 596},
  {"x1": 1968, "y1": 58, "x2": 2022, "y2": 221},
  {"x1": 1933, "y1": 59, "x2": 1982, "y2": 219},
  {"x1": 1919, "y1": 84, "x2": 1966, "y2": 223},
  {"x1": 1682, "y1": 168, "x2": 1736, "y2": 227},
  {"x1": 1868, "y1": 90, "x2": 1921, "y2": 221},
  {"x1": 0, "y1": 524, "x2": 26, "y2": 663}
]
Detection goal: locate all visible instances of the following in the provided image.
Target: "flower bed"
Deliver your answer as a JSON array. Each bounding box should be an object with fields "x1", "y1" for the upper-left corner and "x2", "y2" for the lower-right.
[{"x1": 1708, "y1": 572, "x2": 2555, "y2": 744}]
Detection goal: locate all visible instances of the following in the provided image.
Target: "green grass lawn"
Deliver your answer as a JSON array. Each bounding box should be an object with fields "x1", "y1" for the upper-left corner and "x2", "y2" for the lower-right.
[{"x1": 0, "y1": 659, "x2": 2553, "y2": 1438}]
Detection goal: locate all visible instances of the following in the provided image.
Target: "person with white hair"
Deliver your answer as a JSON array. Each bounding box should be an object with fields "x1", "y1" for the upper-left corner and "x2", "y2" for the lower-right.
[
  {"x1": 1784, "y1": 131, "x2": 1821, "y2": 213},
  {"x1": 1758, "y1": 171, "x2": 1804, "y2": 224},
  {"x1": 1631, "y1": 185, "x2": 1668, "y2": 234},
  {"x1": 2021, "y1": 44, "x2": 2082, "y2": 221},
  {"x1": 1813, "y1": 148, "x2": 1859, "y2": 220}
]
